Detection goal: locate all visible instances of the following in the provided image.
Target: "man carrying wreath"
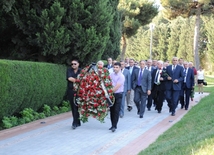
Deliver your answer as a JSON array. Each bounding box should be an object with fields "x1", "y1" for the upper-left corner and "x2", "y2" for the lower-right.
[
  {"x1": 109, "y1": 62, "x2": 125, "y2": 132},
  {"x1": 67, "y1": 59, "x2": 81, "y2": 129}
]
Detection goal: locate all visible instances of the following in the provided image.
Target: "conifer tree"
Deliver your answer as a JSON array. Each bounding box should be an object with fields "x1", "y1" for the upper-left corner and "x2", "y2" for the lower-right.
[
  {"x1": 160, "y1": 0, "x2": 214, "y2": 68},
  {"x1": 118, "y1": 0, "x2": 158, "y2": 60},
  {"x1": 101, "y1": 0, "x2": 121, "y2": 60},
  {"x1": 166, "y1": 18, "x2": 182, "y2": 59}
]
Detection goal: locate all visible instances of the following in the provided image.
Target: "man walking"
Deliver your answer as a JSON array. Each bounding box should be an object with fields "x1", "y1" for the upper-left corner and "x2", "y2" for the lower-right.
[
  {"x1": 132, "y1": 60, "x2": 151, "y2": 118},
  {"x1": 67, "y1": 60, "x2": 81, "y2": 129},
  {"x1": 151, "y1": 60, "x2": 165, "y2": 113},
  {"x1": 119, "y1": 61, "x2": 131, "y2": 118},
  {"x1": 146, "y1": 59, "x2": 155, "y2": 111},
  {"x1": 126, "y1": 58, "x2": 138, "y2": 111},
  {"x1": 109, "y1": 62, "x2": 125, "y2": 132},
  {"x1": 165, "y1": 57, "x2": 184, "y2": 116},
  {"x1": 180, "y1": 62, "x2": 194, "y2": 110}
]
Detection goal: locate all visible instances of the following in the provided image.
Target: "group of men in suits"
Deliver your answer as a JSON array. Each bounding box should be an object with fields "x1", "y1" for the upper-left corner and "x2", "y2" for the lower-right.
[{"x1": 105, "y1": 56, "x2": 195, "y2": 118}]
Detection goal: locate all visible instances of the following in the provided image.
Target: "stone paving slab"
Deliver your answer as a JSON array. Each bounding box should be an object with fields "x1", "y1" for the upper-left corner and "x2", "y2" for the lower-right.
[{"x1": 0, "y1": 93, "x2": 208, "y2": 155}]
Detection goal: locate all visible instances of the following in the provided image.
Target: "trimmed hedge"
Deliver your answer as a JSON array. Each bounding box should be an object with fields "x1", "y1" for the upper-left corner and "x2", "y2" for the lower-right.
[{"x1": 0, "y1": 60, "x2": 67, "y2": 120}]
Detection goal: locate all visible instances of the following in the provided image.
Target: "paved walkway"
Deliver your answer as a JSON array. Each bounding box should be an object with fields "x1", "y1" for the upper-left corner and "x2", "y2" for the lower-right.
[{"x1": 0, "y1": 93, "x2": 208, "y2": 155}]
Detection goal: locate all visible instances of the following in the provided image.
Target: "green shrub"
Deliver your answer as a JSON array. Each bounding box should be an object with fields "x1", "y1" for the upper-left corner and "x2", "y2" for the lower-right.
[
  {"x1": 1, "y1": 100, "x2": 70, "y2": 129},
  {"x1": 2, "y1": 117, "x2": 13, "y2": 129},
  {"x1": 0, "y1": 59, "x2": 67, "y2": 120},
  {"x1": 43, "y1": 104, "x2": 52, "y2": 117}
]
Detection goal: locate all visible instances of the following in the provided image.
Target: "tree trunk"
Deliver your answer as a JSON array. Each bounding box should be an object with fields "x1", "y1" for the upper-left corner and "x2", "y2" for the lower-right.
[
  {"x1": 120, "y1": 34, "x2": 127, "y2": 61},
  {"x1": 193, "y1": 7, "x2": 201, "y2": 70}
]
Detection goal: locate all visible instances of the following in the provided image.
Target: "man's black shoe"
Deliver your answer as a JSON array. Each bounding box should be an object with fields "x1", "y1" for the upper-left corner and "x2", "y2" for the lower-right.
[
  {"x1": 158, "y1": 110, "x2": 161, "y2": 113},
  {"x1": 111, "y1": 127, "x2": 116, "y2": 132},
  {"x1": 72, "y1": 125, "x2": 77, "y2": 129},
  {"x1": 127, "y1": 106, "x2": 132, "y2": 111},
  {"x1": 139, "y1": 115, "x2": 143, "y2": 118},
  {"x1": 109, "y1": 127, "x2": 117, "y2": 130},
  {"x1": 148, "y1": 108, "x2": 151, "y2": 111},
  {"x1": 171, "y1": 112, "x2": 175, "y2": 116}
]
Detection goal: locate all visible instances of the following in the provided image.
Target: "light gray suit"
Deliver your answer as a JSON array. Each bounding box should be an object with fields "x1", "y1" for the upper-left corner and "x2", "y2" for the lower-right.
[
  {"x1": 120, "y1": 68, "x2": 131, "y2": 117},
  {"x1": 132, "y1": 68, "x2": 151, "y2": 117}
]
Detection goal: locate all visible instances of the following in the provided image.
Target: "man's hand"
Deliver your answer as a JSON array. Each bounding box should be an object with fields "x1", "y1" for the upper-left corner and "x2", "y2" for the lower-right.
[
  {"x1": 167, "y1": 76, "x2": 172, "y2": 80},
  {"x1": 160, "y1": 77, "x2": 164, "y2": 81},
  {"x1": 127, "y1": 90, "x2": 131, "y2": 94},
  {"x1": 173, "y1": 79, "x2": 178, "y2": 83},
  {"x1": 68, "y1": 77, "x2": 76, "y2": 82},
  {"x1": 147, "y1": 90, "x2": 151, "y2": 95}
]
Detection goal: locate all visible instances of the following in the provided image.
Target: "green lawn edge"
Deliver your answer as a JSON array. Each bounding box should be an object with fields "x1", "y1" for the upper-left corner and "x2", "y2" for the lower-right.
[{"x1": 139, "y1": 76, "x2": 214, "y2": 155}]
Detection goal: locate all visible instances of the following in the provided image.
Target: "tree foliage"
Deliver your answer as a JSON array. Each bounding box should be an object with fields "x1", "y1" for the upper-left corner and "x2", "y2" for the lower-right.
[
  {"x1": 125, "y1": 14, "x2": 210, "y2": 65},
  {"x1": 0, "y1": 0, "x2": 119, "y2": 66},
  {"x1": 202, "y1": 15, "x2": 214, "y2": 63},
  {"x1": 118, "y1": 0, "x2": 158, "y2": 60},
  {"x1": 119, "y1": 0, "x2": 159, "y2": 37}
]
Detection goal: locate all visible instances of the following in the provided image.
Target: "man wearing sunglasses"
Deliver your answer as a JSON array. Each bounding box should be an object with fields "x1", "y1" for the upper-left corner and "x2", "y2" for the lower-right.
[{"x1": 67, "y1": 60, "x2": 81, "y2": 129}]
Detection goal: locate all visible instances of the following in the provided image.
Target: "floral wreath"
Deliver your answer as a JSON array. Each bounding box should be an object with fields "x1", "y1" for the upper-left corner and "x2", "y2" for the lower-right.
[{"x1": 73, "y1": 64, "x2": 115, "y2": 123}]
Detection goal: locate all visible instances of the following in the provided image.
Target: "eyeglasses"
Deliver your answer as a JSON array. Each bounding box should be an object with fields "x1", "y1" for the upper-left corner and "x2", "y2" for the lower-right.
[
  {"x1": 71, "y1": 63, "x2": 77, "y2": 66},
  {"x1": 173, "y1": 60, "x2": 177, "y2": 61}
]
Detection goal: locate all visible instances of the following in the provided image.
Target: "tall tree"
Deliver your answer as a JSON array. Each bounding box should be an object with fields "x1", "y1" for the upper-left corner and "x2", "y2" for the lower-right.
[
  {"x1": 62, "y1": 0, "x2": 114, "y2": 65},
  {"x1": 126, "y1": 28, "x2": 150, "y2": 60},
  {"x1": 0, "y1": 0, "x2": 117, "y2": 65},
  {"x1": 101, "y1": 0, "x2": 121, "y2": 60},
  {"x1": 152, "y1": 23, "x2": 169, "y2": 61},
  {"x1": 202, "y1": 15, "x2": 214, "y2": 69},
  {"x1": 166, "y1": 18, "x2": 182, "y2": 59},
  {"x1": 160, "y1": 0, "x2": 214, "y2": 69},
  {"x1": 177, "y1": 18, "x2": 194, "y2": 62},
  {"x1": 118, "y1": 0, "x2": 158, "y2": 60}
]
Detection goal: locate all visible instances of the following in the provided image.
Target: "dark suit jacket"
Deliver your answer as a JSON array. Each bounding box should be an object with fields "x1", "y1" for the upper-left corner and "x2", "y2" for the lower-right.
[
  {"x1": 184, "y1": 68, "x2": 194, "y2": 89},
  {"x1": 122, "y1": 68, "x2": 131, "y2": 93},
  {"x1": 151, "y1": 68, "x2": 165, "y2": 91},
  {"x1": 165, "y1": 65, "x2": 184, "y2": 90},
  {"x1": 104, "y1": 64, "x2": 113, "y2": 69},
  {"x1": 132, "y1": 68, "x2": 151, "y2": 93},
  {"x1": 126, "y1": 66, "x2": 138, "y2": 83}
]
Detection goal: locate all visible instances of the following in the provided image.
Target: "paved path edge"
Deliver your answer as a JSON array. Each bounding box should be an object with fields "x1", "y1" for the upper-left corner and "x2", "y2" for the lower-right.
[
  {"x1": 0, "y1": 112, "x2": 72, "y2": 140},
  {"x1": 115, "y1": 93, "x2": 209, "y2": 155}
]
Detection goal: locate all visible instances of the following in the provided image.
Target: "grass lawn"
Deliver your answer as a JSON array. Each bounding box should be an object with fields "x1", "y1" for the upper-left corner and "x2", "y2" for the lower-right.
[{"x1": 139, "y1": 76, "x2": 214, "y2": 155}]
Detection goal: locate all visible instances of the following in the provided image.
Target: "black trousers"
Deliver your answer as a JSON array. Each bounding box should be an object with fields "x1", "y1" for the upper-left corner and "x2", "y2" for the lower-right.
[
  {"x1": 110, "y1": 93, "x2": 123, "y2": 128},
  {"x1": 67, "y1": 89, "x2": 80, "y2": 126},
  {"x1": 152, "y1": 85, "x2": 165, "y2": 111},
  {"x1": 147, "y1": 94, "x2": 153, "y2": 109}
]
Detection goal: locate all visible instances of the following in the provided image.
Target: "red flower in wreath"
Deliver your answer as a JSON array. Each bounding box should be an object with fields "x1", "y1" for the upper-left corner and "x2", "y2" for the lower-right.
[{"x1": 73, "y1": 65, "x2": 114, "y2": 123}]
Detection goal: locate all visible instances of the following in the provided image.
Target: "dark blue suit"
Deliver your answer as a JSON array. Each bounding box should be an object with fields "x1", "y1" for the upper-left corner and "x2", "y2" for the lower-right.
[
  {"x1": 126, "y1": 66, "x2": 139, "y2": 82},
  {"x1": 165, "y1": 65, "x2": 184, "y2": 114},
  {"x1": 180, "y1": 68, "x2": 194, "y2": 109}
]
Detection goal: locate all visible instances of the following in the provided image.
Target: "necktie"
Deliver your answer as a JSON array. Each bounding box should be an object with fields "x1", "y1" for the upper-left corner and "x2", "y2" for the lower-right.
[
  {"x1": 138, "y1": 69, "x2": 142, "y2": 86},
  {"x1": 130, "y1": 67, "x2": 133, "y2": 74},
  {"x1": 155, "y1": 70, "x2": 159, "y2": 83},
  {"x1": 173, "y1": 65, "x2": 175, "y2": 72},
  {"x1": 184, "y1": 69, "x2": 186, "y2": 75},
  {"x1": 184, "y1": 69, "x2": 187, "y2": 82}
]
